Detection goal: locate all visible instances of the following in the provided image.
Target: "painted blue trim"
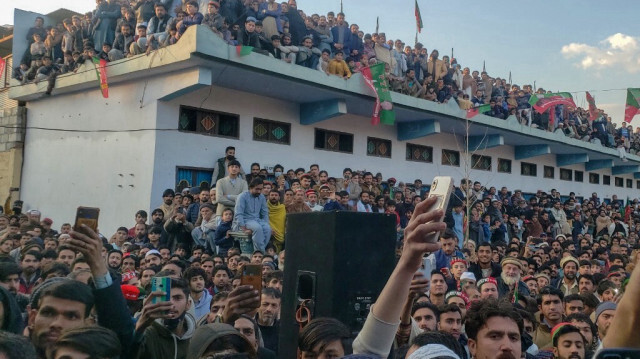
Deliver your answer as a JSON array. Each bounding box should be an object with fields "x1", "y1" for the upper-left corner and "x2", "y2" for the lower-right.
[
  {"x1": 556, "y1": 154, "x2": 589, "y2": 167},
  {"x1": 612, "y1": 166, "x2": 640, "y2": 175},
  {"x1": 585, "y1": 159, "x2": 614, "y2": 172},
  {"x1": 514, "y1": 145, "x2": 550, "y2": 160},
  {"x1": 397, "y1": 120, "x2": 441, "y2": 141},
  {"x1": 467, "y1": 134, "x2": 504, "y2": 151},
  {"x1": 300, "y1": 99, "x2": 347, "y2": 125}
]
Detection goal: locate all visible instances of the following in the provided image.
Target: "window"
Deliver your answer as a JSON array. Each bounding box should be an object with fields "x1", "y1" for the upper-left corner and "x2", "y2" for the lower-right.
[
  {"x1": 637, "y1": 180, "x2": 640, "y2": 189},
  {"x1": 560, "y1": 169, "x2": 572, "y2": 181},
  {"x1": 543, "y1": 166, "x2": 555, "y2": 179},
  {"x1": 175, "y1": 166, "x2": 214, "y2": 192},
  {"x1": 603, "y1": 175, "x2": 611, "y2": 185},
  {"x1": 575, "y1": 171, "x2": 584, "y2": 183},
  {"x1": 252, "y1": 118, "x2": 291, "y2": 145},
  {"x1": 520, "y1": 162, "x2": 537, "y2": 177},
  {"x1": 589, "y1": 173, "x2": 600, "y2": 184},
  {"x1": 442, "y1": 149, "x2": 460, "y2": 166},
  {"x1": 615, "y1": 177, "x2": 624, "y2": 187},
  {"x1": 471, "y1": 154, "x2": 491, "y2": 171},
  {"x1": 366, "y1": 137, "x2": 392, "y2": 158},
  {"x1": 178, "y1": 106, "x2": 239, "y2": 138},
  {"x1": 497, "y1": 158, "x2": 512, "y2": 173},
  {"x1": 406, "y1": 143, "x2": 433, "y2": 163},
  {"x1": 314, "y1": 129, "x2": 353, "y2": 153},
  {"x1": 627, "y1": 179, "x2": 633, "y2": 188}
]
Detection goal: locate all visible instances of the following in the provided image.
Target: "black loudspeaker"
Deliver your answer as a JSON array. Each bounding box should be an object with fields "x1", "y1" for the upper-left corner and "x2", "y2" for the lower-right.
[{"x1": 278, "y1": 211, "x2": 397, "y2": 358}]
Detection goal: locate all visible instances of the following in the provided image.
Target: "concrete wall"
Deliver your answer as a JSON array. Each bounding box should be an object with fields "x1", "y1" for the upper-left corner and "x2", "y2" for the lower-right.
[
  {"x1": 150, "y1": 85, "x2": 639, "y2": 208},
  {"x1": 20, "y1": 77, "x2": 639, "y2": 235},
  {"x1": 0, "y1": 104, "x2": 25, "y2": 208},
  {"x1": 20, "y1": 76, "x2": 159, "y2": 235}
]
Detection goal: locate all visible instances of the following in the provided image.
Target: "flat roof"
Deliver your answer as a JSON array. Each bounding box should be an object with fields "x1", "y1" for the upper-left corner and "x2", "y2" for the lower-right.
[{"x1": 9, "y1": 25, "x2": 640, "y2": 170}]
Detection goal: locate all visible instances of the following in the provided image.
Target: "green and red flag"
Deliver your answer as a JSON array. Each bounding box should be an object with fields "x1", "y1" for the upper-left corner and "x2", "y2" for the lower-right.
[
  {"x1": 236, "y1": 45, "x2": 253, "y2": 56},
  {"x1": 0, "y1": 57, "x2": 5, "y2": 84},
  {"x1": 528, "y1": 92, "x2": 576, "y2": 114},
  {"x1": 624, "y1": 88, "x2": 640, "y2": 123},
  {"x1": 91, "y1": 57, "x2": 109, "y2": 98},
  {"x1": 585, "y1": 91, "x2": 598, "y2": 121},
  {"x1": 466, "y1": 104, "x2": 490, "y2": 119},
  {"x1": 362, "y1": 62, "x2": 395, "y2": 125},
  {"x1": 415, "y1": 0, "x2": 423, "y2": 33}
]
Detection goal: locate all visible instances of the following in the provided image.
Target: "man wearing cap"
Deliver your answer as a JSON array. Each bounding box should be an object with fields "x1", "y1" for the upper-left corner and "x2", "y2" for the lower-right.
[
  {"x1": 551, "y1": 323, "x2": 586, "y2": 359},
  {"x1": 523, "y1": 275, "x2": 539, "y2": 297},
  {"x1": 595, "y1": 302, "x2": 616, "y2": 347},
  {"x1": 40, "y1": 218, "x2": 58, "y2": 238},
  {"x1": 477, "y1": 277, "x2": 499, "y2": 300},
  {"x1": 238, "y1": 16, "x2": 262, "y2": 50},
  {"x1": 191, "y1": 203, "x2": 217, "y2": 252},
  {"x1": 497, "y1": 257, "x2": 530, "y2": 298},
  {"x1": 558, "y1": 256, "x2": 580, "y2": 296},
  {"x1": 305, "y1": 190, "x2": 323, "y2": 212},
  {"x1": 459, "y1": 272, "x2": 476, "y2": 291},
  {"x1": 216, "y1": 160, "x2": 248, "y2": 217}
]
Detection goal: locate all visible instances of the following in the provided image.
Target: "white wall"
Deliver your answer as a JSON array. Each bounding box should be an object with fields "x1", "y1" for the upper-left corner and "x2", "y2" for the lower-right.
[
  {"x1": 150, "y1": 85, "x2": 640, "y2": 208},
  {"x1": 21, "y1": 80, "x2": 638, "y2": 236},
  {"x1": 21, "y1": 77, "x2": 159, "y2": 236}
]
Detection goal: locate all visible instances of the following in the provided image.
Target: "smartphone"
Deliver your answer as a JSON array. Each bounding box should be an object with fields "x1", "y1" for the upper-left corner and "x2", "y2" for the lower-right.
[
  {"x1": 241, "y1": 264, "x2": 263, "y2": 303},
  {"x1": 423, "y1": 176, "x2": 454, "y2": 243},
  {"x1": 418, "y1": 256, "x2": 432, "y2": 278},
  {"x1": 595, "y1": 349, "x2": 640, "y2": 359},
  {"x1": 151, "y1": 277, "x2": 171, "y2": 304},
  {"x1": 75, "y1": 207, "x2": 100, "y2": 233}
]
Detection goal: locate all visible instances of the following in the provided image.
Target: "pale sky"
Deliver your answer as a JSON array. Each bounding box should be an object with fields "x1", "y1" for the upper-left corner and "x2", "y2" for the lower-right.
[{"x1": 4, "y1": 0, "x2": 640, "y2": 124}]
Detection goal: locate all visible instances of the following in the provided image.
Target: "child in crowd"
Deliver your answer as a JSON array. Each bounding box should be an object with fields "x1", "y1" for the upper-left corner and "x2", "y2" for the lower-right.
[
  {"x1": 317, "y1": 49, "x2": 330, "y2": 74},
  {"x1": 327, "y1": 50, "x2": 351, "y2": 79},
  {"x1": 214, "y1": 208, "x2": 234, "y2": 257},
  {"x1": 30, "y1": 33, "x2": 47, "y2": 64}
]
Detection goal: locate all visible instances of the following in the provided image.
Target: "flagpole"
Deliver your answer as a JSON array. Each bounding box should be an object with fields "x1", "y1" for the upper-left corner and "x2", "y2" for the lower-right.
[
  {"x1": 451, "y1": 48, "x2": 454, "y2": 61},
  {"x1": 375, "y1": 16, "x2": 379, "y2": 34},
  {"x1": 415, "y1": 30, "x2": 418, "y2": 47},
  {"x1": 340, "y1": 0, "x2": 343, "y2": 13},
  {"x1": 482, "y1": 60, "x2": 486, "y2": 73}
]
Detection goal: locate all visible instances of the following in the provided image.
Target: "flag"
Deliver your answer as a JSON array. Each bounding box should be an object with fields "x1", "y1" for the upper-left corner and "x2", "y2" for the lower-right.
[
  {"x1": 415, "y1": 0, "x2": 423, "y2": 33},
  {"x1": 624, "y1": 88, "x2": 640, "y2": 123},
  {"x1": 624, "y1": 197, "x2": 632, "y2": 222},
  {"x1": 466, "y1": 104, "x2": 491, "y2": 119},
  {"x1": 585, "y1": 91, "x2": 598, "y2": 121},
  {"x1": 528, "y1": 92, "x2": 576, "y2": 114},
  {"x1": 362, "y1": 62, "x2": 395, "y2": 125},
  {"x1": 91, "y1": 57, "x2": 109, "y2": 98},
  {"x1": 548, "y1": 106, "x2": 555, "y2": 126},
  {"x1": 0, "y1": 57, "x2": 5, "y2": 85},
  {"x1": 236, "y1": 45, "x2": 253, "y2": 56}
]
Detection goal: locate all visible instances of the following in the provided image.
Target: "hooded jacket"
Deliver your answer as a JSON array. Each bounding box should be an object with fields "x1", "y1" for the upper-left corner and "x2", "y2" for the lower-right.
[
  {"x1": 187, "y1": 323, "x2": 255, "y2": 359},
  {"x1": 133, "y1": 313, "x2": 197, "y2": 359},
  {"x1": 0, "y1": 286, "x2": 23, "y2": 334}
]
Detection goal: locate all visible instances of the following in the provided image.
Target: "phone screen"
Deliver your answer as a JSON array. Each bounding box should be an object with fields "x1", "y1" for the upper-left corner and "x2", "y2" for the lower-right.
[
  {"x1": 75, "y1": 207, "x2": 100, "y2": 233},
  {"x1": 241, "y1": 264, "x2": 263, "y2": 302}
]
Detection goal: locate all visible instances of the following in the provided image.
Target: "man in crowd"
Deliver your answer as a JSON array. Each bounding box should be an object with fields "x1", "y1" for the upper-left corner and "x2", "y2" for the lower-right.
[{"x1": 235, "y1": 178, "x2": 270, "y2": 253}]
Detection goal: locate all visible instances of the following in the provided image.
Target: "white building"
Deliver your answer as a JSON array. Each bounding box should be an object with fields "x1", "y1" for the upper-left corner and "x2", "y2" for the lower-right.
[{"x1": 10, "y1": 26, "x2": 640, "y2": 234}]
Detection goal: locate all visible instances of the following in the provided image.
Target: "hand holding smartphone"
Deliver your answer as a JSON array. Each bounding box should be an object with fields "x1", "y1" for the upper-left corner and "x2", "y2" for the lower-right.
[
  {"x1": 422, "y1": 176, "x2": 453, "y2": 243},
  {"x1": 74, "y1": 206, "x2": 100, "y2": 233},
  {"x1": 240, "y1": 264, "x2": 262, "y2": 308},
  {"x1": 151, "y1": 277, "x2": 172, "y2": 304}
]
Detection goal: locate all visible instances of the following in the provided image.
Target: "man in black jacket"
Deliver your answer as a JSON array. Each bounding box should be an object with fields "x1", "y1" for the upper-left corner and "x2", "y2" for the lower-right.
[
  {"x1": 468, "y1": 242, "x2": 501, "y2": 280},
  {"x1": 29, "y1": 225, "x2": 134, "y2": 358}
]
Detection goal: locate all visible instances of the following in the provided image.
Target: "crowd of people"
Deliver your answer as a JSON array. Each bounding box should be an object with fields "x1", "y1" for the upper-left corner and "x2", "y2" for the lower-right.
[
  {"x1": 0, "y1": 145, "x2": 639, "y2": 358},
  {"x1": 12, "y1": 0, "x2": 639, "y2": 153}
]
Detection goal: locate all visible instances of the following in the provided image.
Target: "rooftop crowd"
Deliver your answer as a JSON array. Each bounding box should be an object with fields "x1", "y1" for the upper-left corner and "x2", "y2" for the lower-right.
[
  {"x1": 12, "y1": 0, "x2": 640, "y2": 155},
  {"x1": 0, "y1": 145, "x2": 640, "y2": 359}
]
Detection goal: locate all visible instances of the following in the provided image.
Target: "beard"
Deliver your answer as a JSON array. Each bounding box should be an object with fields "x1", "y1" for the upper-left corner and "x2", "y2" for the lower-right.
[
  {"x1": 501, "y1": 271, "x2": 520, "y2": 286},
  {"x1": 496, "y1": 353, "x2": 517, "y2": 359},
  {"x1": 565, "y1": 271, "x2": 576, "y2": 280}
]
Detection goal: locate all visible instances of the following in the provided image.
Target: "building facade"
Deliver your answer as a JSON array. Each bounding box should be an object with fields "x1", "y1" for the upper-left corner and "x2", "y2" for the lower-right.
[{"x1": 10, "y1": 26, "x2": 640, "y2": 233}]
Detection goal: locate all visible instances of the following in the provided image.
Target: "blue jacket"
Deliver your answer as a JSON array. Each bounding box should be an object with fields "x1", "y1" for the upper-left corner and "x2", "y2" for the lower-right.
[
  {"x1": 433, "y1": 248, "x2": 465, "y2": 270},
  {"x1": 186, "y1": 202, "x2": 201, "y2": 224},
  {"x1": 213, "y1": 220, "x2": 234, "y2": 256},
  {"x1": 323, "y1": 201, "x2": 346, "y2": 211},
  {"x1": 330, "y1": 25, "x2": 352, "y2": 53}
]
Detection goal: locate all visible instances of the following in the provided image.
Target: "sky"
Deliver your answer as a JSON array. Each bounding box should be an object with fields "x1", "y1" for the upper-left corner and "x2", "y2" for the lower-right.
[{"x1": 3, "y1": 0, "x2": 640, "y2": 124}]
